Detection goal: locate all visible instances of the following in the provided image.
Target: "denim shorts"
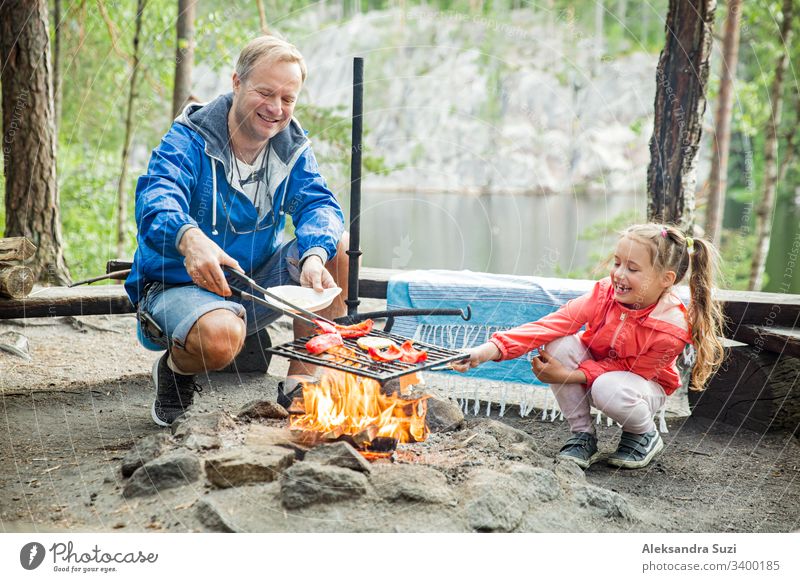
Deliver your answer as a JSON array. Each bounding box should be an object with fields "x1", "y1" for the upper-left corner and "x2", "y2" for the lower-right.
[{"x1": 137, "y1": 238, "x2": 301, "y2": 350}]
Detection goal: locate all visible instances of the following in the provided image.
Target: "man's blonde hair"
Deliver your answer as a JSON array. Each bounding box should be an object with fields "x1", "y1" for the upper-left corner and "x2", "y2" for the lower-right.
[{"x1": 235, "y1": 35, "x2": 307, "y2": 83}]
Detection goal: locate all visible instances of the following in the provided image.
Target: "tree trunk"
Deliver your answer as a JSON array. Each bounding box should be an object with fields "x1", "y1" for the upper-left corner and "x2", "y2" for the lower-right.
[
  {"x1": 53, "y1": 0, "x2": 63, "y2": 134},
  {"x1": 256, "y1": 0, "x2": 270, "y2": 34},
  {"x1": 705, "y1": 0, "x2": 742, "y2": 245},
  {"x1": 0, "y1": 0, "x2": 71, "y2": 284},
  {"x1": 116, "y1": 0, "x2": 146, "y2": 260},
  {"x1": 172, "y1": 0, "x2": 197, "y2": 118},
  {"x1": 646, "y1": 0, "x2": 716, "y2": 230},
  {"x1": 749, "y1": 0, "x2": 794, "y2": 291}
]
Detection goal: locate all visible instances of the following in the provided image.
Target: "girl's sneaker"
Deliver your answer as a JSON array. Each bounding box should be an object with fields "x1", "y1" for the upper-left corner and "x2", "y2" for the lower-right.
[
  {"x1": 556, "y1": 432, "x2": 601, "y2": 469},
  {"x1": 607, "y1": 430, "x2": 663, "y2": 469}
]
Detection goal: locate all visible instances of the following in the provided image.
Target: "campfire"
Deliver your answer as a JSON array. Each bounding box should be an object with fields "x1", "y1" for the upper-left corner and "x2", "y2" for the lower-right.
[{"x1": 286, "y1": 348, "x2": 430, "y2": 459}]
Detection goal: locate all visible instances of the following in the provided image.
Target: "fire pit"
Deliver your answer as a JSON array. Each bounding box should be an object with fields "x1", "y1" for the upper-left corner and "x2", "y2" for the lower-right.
[{"x1": 269, "y1": 333, "x2": 466, "y2": 458}]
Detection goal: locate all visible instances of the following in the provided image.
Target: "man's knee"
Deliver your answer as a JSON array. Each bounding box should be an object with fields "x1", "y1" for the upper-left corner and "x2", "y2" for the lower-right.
[{"x1": 184, "y1": 309, "x2": 246, "y2": 370}]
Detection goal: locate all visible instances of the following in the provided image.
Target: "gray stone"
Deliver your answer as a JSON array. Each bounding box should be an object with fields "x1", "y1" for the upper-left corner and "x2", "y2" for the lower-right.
[
  {"x1": 172, "y1": 411, "x2": 236, "y2": 440},
  {"x1": 280, "y1": 462, "x2": 369, "y2": 509},
  {"x1": 371, "y1": 464, "x2": 454, "y2": 506},
  {"x1": 465, "y1": 432, "x2": 500, "y2": 450},
  {"x1": 469, "y1": 419, "x2": 539, "y2": 452},
  {"x1": 426, "y1": 397, "x2": 465, "y2": 432},
  {"x1": 244, "y1": 425, "x2": 309, "y2": 459},
  {"x1": 554, "y1": 458, "x2": 587, "y2": 487},
  {"x1": 183, "y1": 434, "x2": 222, "y2": 451},
  {"x1": 121, "y1": 433, "x2": 172, "y2": 478},
  {"x1": 461, "y1": 468, "x2": 532, "y2": 532},
  {"x1": 238, "y1": 400, "x2": 289, "y2": 420},
  {"x1": 507, "y1": 464, "x2": 561, "y2": 502},
  {"x1": 205, "y1": 447, "x2": 294, "y2": 488},
  {"x1": 122, "y1": 453, "x2": 202, "y2": 498},
  {"x1": 573, "y1": 484, "x2": 635, "y2": 521},
  {"x1": 196, "y1": 498, "x2": 240, "y2": 533},
  {"x1": 304, "y1": 442, "x2": 372, "y2": 474}
]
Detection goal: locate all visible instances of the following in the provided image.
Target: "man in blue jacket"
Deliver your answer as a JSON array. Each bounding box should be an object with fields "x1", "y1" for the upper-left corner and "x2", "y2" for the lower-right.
[{"x1": 126, "y1": 36, "x2": 347, "y2": 426}]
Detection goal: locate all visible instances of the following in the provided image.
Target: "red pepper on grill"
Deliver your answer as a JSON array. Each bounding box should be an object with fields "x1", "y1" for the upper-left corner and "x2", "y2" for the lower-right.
[
  {"x1": 314, "y1": 318, "x2": 374, "y2": 338},
  {"x1": 314, "y1": 319, "x2": 339, "y2": 335},
  {"x1": 368, "y1": 344, "x2": 403, "y2": 362},
  {"x1": 399, "y1": 340, "x2": 428, "y2": 363},
  {"x1": 336, "y1": 319, "x2": 374, "y2": 338},
  {"x1": 305, "y1": 332, "x2": 343, "y2": 355}
]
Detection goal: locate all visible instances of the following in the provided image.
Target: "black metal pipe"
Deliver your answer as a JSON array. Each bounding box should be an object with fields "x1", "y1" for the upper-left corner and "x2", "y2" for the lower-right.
[{"x1": 346, "y1": 57, "x2": 364, "y2": 317}]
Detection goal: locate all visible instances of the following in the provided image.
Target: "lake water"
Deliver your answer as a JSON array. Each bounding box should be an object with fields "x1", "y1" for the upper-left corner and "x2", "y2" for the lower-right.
[
  {"x1": 336, "y1": 190, "x2": 799, "y2": 294},
  {"x1": 341, "y1": 190, "x2": 645, "y2": 278}
]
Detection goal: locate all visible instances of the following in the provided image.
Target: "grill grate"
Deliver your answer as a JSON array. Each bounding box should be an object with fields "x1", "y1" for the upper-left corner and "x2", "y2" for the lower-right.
[{"x1": 266, "y1": 329, "x2": 466, "y2": 383}]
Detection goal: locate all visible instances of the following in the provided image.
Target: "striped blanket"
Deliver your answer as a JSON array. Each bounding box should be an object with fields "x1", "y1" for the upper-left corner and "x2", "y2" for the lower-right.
[{"x1": 386, "y1": 270, "x2": 595, "y2": 386}]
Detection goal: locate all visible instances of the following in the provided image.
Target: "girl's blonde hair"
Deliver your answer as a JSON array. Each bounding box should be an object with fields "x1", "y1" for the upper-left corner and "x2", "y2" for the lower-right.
[{"x1": 621, "y1": 223, "x2": 725, "y2": 390}]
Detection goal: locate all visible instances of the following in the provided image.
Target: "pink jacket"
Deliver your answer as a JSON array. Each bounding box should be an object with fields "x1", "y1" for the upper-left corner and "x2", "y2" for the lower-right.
[{"x1": 489, "y1": 277, "x2": 691, "y2": 395}]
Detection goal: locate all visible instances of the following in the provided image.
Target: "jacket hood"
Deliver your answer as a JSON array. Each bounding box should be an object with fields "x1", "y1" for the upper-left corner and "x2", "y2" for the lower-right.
[{"x1": 175, "y1": 92, "x2": 309, "y2": 177}]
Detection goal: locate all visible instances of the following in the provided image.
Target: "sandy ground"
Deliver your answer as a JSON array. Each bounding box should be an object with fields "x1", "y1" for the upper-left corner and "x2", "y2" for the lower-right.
[{"x1": 1, "y1": 308, "x2": 798, "y2": 533}]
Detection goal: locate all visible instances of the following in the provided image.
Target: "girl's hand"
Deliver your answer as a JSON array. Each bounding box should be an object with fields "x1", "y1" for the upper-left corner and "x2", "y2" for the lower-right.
[
  {"x1": 450, "y1": 342, "x2": 501, "y2": 373},
  {"x1": 531, "y1": 347, "x2": 571, "y2": 384}
]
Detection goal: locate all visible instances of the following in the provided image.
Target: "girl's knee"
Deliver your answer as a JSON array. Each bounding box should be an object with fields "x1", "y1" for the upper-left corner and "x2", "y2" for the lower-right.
[
  {"x1": 544, "y1": 335, "x2": 585, "y2": 364},
  {"x1": 590, "y1": 372, "x2": 636, "y2": 411}
]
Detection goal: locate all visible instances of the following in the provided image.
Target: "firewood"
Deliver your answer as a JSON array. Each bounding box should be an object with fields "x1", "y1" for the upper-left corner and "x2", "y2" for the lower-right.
[
  {"x1": 0, "y1": 237, "x2": 36, "y2": 262},
  {"x1": 0, "y1": 262, "x2": 34, "y2": 299}
]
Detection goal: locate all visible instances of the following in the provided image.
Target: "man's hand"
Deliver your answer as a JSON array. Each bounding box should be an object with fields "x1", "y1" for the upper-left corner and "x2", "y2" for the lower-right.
[
  {"x1": 300, "y1": 255, "x2": 336, "y2": 292},
  {"x1": 450, "y1": 342, "x2": 501, "y2": 373},
  {"x1": 531, "y1": 347, "x2": 573, "y2": 384},
  {"x1": 179, "y1": 227, "x2": 242, "y2": 296}
]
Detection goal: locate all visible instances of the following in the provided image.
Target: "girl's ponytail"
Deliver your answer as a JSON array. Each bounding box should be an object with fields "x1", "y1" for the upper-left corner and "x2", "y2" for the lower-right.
[{"x1": 687, "y1": 237, "x2": 726, "y2": 390}]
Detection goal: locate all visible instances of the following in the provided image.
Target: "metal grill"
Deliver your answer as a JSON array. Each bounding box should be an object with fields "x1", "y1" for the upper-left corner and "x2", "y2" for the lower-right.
[{"x1": 266, "y1": 329, "x2": 466, "y2": 383}]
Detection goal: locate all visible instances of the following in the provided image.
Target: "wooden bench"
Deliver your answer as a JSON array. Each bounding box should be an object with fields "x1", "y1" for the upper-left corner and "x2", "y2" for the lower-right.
[{"x1": 2, "y1": 267, "x2": 797, "y2": 434}]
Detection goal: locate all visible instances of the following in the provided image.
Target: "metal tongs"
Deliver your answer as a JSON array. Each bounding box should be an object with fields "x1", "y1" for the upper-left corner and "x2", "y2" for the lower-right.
[{"x1": 224, "y1": 266, "x2": 337, "y2": 328}]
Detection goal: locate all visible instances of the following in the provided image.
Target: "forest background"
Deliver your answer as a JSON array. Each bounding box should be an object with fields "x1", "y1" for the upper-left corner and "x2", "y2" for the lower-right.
[{"x1": 1, "y1": 0, "x2": 798, "y2": 293}]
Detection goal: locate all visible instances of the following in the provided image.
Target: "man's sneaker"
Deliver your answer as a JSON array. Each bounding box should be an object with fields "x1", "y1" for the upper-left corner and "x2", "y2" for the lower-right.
[
  {"x1": 607, "y1": 430, "x2": 664, "y2": 469},
  {"x1": 151, "y1": 353, "x2": 202, "y2": 427},
  {"x1": 556, "y1": 432, "x2": 601, "y2": 469}
]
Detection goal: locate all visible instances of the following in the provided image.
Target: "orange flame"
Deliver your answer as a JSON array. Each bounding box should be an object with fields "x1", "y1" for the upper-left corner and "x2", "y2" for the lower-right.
[{"x1": 289, "y1": 348, "x2": 429, "y2": 446}]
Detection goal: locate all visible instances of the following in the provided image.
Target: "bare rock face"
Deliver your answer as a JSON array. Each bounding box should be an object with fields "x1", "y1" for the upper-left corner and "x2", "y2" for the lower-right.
[
  {"x1": 371, "y1": 464, "x2": 455, "y2": 506},
  {"x1": 122, "y1": 453, "x2": 202, "y2": 498},
  {"x1": 426, "y1": 397, "x2": 465, "y2": 432},
  {"x1": 461, "y1": 468, "x2": 533, "y2": 532},
  {"x1": 280, "y1": 462, "x2": 370, "y2": 509},
  {"x1": 554, "y1": 458, "x2": 587, "y2": 486},
  {"x1": 237, "y1": 400, "x2": 289, "y2": 420},
  {"x1": 205, "y1": 446, "x2": 295, "y2": 488},
  {"x1": 573, "y1": 484, "x2": 635, "y2": 521},
  {"x1": 303, "y1": 442, "x2": 372, "y2": 474},
  {"x1": 121, "y1": 433, "x2": 172, "y2": 478}
]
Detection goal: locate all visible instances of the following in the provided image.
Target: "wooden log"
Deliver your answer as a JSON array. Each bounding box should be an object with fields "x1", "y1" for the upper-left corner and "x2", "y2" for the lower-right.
[
  {"x1": 688, "y1": 345, "x2": 800, "y2": 434},
  {"x1": 0, "y1": 237, "x2": 36, "y2": 261},
  {"x1": 729, "y1": 325, "x2": 800, "y2": 359},
  {"x1": 0, "y1": 286, "x2": 134, "y2": 319},
  {"x1": 0, "y1": 262, "x2": 35, "y2": 298}
]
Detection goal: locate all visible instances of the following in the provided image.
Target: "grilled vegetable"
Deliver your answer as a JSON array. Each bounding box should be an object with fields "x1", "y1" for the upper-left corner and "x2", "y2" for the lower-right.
[
  {"x1": 314, "y1": 318, "x2": 374, "y2": 338},
  {"x1": 399, "y1": 340, "x2": 428, "y2": 364},
  {"x1": 368, "y1": 345, "x2": 404, "y2": 362},
  {"x1": 356, "y1": 336, "x2": 396, "y2": 351},
  {"x1": 305, "y1": 332, "x2": 343, "y2": 355}
]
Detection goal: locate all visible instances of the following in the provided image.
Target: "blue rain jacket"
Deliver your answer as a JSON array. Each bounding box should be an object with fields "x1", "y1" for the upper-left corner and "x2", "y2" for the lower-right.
[{"x1": 125, "y1": 93, "x2": 344, "y2": 306}]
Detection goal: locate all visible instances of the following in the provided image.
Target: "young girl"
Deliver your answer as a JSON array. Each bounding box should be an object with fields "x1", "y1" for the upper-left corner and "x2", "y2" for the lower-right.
[{"x1": 452, "y1": 223, "x2": 725, "y2": 470}]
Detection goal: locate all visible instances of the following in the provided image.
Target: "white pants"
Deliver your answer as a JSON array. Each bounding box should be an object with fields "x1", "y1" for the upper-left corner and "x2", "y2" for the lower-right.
[{"x1": 546, "y1": 335, "x2": 666, "y2": 435}]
